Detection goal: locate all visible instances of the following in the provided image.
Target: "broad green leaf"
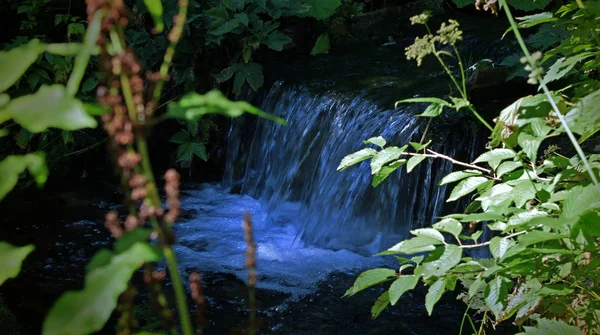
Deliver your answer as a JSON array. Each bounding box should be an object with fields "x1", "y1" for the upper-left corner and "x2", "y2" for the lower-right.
[
  {"x1": 410, "y1": 228, "x2": 445, "y2": 243},
  {"x1": 485, "y1": 277, "x2": 509, "y2": 319},
  {"x1": 45, "y1": 43, "x2": 90, "y2": 56},
  {"x1": 343, "y1": 268, "x2": 396, "y2": 297},
  {"x1": 425, "y1": 278, "x2": 445, "y2": 315},
  {"x1": 363, "y1": 136, "x2": 386, "y2": 148},
  {"x1": 451, "y1": 0, "x2": 472, "y2": 8},
  {"x1": 0, "y1": 153, "x2": 47, "y2": 200},
  {"x1": 190, "y1": 141, "x2": 207, "y2": 161},
  {"x1": 417, "y1": 103, "x2": 445, "y2": 117},
  {"x1": 310, "y1": 32, "x2": 330, "y2": 56},
  {"x1": 517, "y1": 231, "x2": 567, "y2": 247},
  {"x1": 564, "y1": 89, "x2": 600, "y2": 142},
  {"x1": 440, "y1": 170, "x2": 482, "y2": 185},
  {"x1": 432, "y1": 218, "x2": 462, "y2": 238},
  {"x1": 371, "y1": 291, "x2": 389, "y2": 319},
  {"x1": 541, "y1": 52, "x2": 596, "y2": 86},
  {"x1": 267, "y1": 31, "x2": 292, "y2": 51},
  {"x1": 477, "y1": 183, "x2": 513, "y2": 212},
  {"x1": 169, "y1": 130, "x2": 190, "y2": 144},
  {"x1": 370, "y1": 146, "x2": 405, "y2": 175},
  {"x1": 233, "y1": 62, "x2": 264, "y2": 95},
  {"x1": 83, "y1": 103, "x2": 110, "y2": 116},
  {"x1": 506, "y1": 0, "x2": 551, "y2": 11},
  {"x1": 338, "y1": 148, "x2": 377, "y2": 171},
  {"x1": 143, "y1": 0, "x2": 164, "y2": 32},
  {"x1": 518, "y1": 132, "x2": 543, "y2": 163},
  {"x1": 371, "y1": 159, "x2": 406, "y2": 187},
  {"x1": 381, "y1": 236, "x2": 442, "y2": 255},
  {"x1": 489, "y1": 237, "x2": 515, "y2": 259},
  {"x1": 447, "y1": 176, "x2": 489, "y2": 202},
  {"x1": 114, "y1": 229, "x2": 152, "y2": 254},
  {"x1": 522, "y1": 318, "x2": 583, "y2": 335},
  {"x1": 503, "y1": 12, "x2": 556, "y2": 37},
  {"x1": 506, "y1": 209, "x2": 548, "y2": 230},
  {"x1": 496, "y1": 161, "x2": 521, "y2": 177},
  {"x1": 43, "y1": 243, "x2": 160, "y2": 335},
  {"x1": 452, "y1": 261, "x2": 485, "y2": 273},
  {"x1": 299, "y1": 0, "x2": 341, "y2": 19},
  {"x1": 167, "y1": 90, "x2": 285, "y2": 124},
  {"x1": 209, "y1": 18, "x2": 240, "y2": 36},
  {"x1": 421, "y1": 245, "x2": 462, "y2": 278},
  {"x1": 0, "y1": 242, "x2": 35, "y2": 286},
  {"x1": 498, "y1": 284, "x2": 539, "y2": 323},
  {"x1": 468, "y1": 277, "x2": 484, "y2": 298},
  {"x1": 81, "y1": 77, "x2": 98, "y2": 93},
  {"x1": 0, "y1": 39, "x2": 44, "y2": 93},
  {"x1": 409, "y1": 140, "x2": 431, "y2": 151},
  {"x1": 447, "y1": 212, "x2": 503, "y2": 222},
  {"x1": 234, "y1": 13, "x2": 249, "y2": 26},
  {"x1": 389, "y1": 275, "x2": 419, "y2": 305},
  {"x1": 510, "y1": 179, "x2": 538, "y2": 208},
  {"x1": 473, "y1": 149, "x2": 515, "y2": 170},
  {"x1": 407, "y1": 154, "x2": 427, "y2": 173},
  {"x1": 395, "y1": 97, "x2": 451, "y2": 108},
  {"x1": 561, "y1": 184, "x2": 600, "y2": 219},
  {"x1": 1, "y1": 85, "x2": 97, "y2": 132}
]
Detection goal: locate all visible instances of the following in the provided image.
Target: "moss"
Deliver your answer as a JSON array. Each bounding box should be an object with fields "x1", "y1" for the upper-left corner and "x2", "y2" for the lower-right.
[{"x1": 0, "y1": 295, "x2": 22, "y2": 335}]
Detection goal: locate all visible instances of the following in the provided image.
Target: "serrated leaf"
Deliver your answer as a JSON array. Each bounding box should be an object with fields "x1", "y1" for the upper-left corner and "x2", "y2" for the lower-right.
[
  {"x1": 541, "y1": 52, "x2": 595, "y2": 86},
  {"x1": 143, "y1": 0, "x2": 164, "y2": 32},
  {"x1": 364, "y1": 136, "x2": 386, "y2": 148},
  {"x1": 371, "y1": 159, "x2": 406, "y2": 187},
  {"x1": 421, "y1": 245, "x2": 462, "y2": 278},
  {"x1": 447, "y1": 176, "x2": 489, "y2": 202},
  {"x1": 468, "y1": 277, "x2": 484, "y2": 299},
  {"x1": 440, "y1": 170, "x2": 482, "y2": 185},
  {"x1": 433, "y1": 218, "x2": 462, "y2": 238},
  {"x1": 506, "y1": 209, "x2": 548, "y2": 230},
  {"x1": 169, "y1": 130, "x2": 190, "y2": 144},
  {"x1": 417, "y1": 103, "x2": 445, "y2": 117},
  {"x1": 497, "y1": 161, "x2": 521, "y2": 177},
  {"x1": 381, "y1": 236, "x2": 442, "y2": 255},
  {"x1": 410, "y1": 228, "x2": 445, "y2": 243},
  {"x1": 0, "y1": 153, "x2": 47, "y2": 200},
  {"x1": 167, "y1": 90, "x2": 285, "y2": 124},
  {"x1": 298, "y1": 0, "x2": 341, "y2": 20},
  {"x1": 43, "y1": 243, "x2": 160, "y2": 335},
  {"x1": 564, "y1": 89, "x2": 600, "y2": 142},
  {"x1": 310, "y1": 32, "x2": 330, "y2": 55},
  {"x1": 267, "y1": 31, "x2": 292, "y2": 51},
  {"x1": 190, "y1": 141, "x2": 207, "y2": 161},
  {"x1": 507, "y1": 0, "x2": 551, "y2": 11},
  {"x1": 343, "y1": 268, "x2": 396, "y2": 297},
  {"x1": 489, "y1": 237, "x2": 515, "y2": 259},
  {"x1": 522, "y1": 318, "x2": 583, "y2": 335},
  {"x1": 517, "y1": 231, "x2": 567, "y2": 246},
  {"x1": 425, "y1": 278, "x2": 445, "y2": 316},
  {"x1": 409, "y1": 140, "x2": 431, "y2": 151},
  {"x1": 0, "y1": 39, "x2": 44, "y2": 93},
  {"x1": 233, "y1": 62, "x2": 264, "y2": 95},
  {"x1": 561, "y1": 184, "x2": 600, "y2": 219},
  {"x1": 338, "y1": 148, "x2": 377, "y2": 171},
  {"x1": 370, "y1": 146, "x2": 405, "y2": 175},
  {"x1": 473, "y1": 149, "x2": 515, "y2": 170},
  {"x1": 389, "y1": 275, "x2": 419, "y2": 305},
  {"x1": 485, "y1": 277, "x2": 509, "y2": 319},
  {"x1": 1, "y1": 85, "x2": 97, "y2": 132},
  {"x1": 0, "y1": 242, "x2": 35, "y2": 286},
  {"x1": 407, "y1": 154, "x2": 427, "y2": 173},
  {"x1": 371, "y1": 291, "x2": 389, "y2": 319},
  {"x1": 518, "y1": 132, "x2": 543, "y2": 163},
  {"x1": 395, "y1": 97, "x2": 451, "y2": 108}
]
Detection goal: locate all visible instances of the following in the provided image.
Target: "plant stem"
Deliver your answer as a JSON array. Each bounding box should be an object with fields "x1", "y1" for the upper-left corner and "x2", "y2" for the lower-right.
[
  {"x1": 500, "y1": 0, "x2": 600, "y2": 192},
  {"x1": 453, "y1": 45, "x2": 467, "y2": 94},
  {"x1": 66, "y1": 9, "x2": 104, "y2": 96},
  {"x1": 164, "y1": 247, "x2": 194, "y2": 335}
]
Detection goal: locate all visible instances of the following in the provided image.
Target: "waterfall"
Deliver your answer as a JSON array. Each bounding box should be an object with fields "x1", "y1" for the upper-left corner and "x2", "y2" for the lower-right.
[{"x1": 223, "y1": 82, "x2": 483, "y2": 252}]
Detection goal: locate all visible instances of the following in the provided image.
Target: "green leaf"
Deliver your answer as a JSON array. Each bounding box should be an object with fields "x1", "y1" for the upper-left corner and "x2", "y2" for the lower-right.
[
  {"x1": 234, "y1": 13, "x2": 249, "y2": 26},
  {"x1": 562, "y1": 185, "x2": 600, "y2": 219},
  {"x1": 83, "y1": 103, "x2": 109, "y2": 116},
  {"x1": 371, "y1": 291, "x2": 389, "y2": 319},
  {"x1": 0, "y1": 153, "x2": 47, "y2": 200},
  {"x1": 518, "y1": 132, "x2": 543, "y2": 163},
  {"x1": 473, "y1": 149, "x2": 515, "y2": 170},
  {"x1": 485, "y1": 277, "x2": 509, "y2": 319},
  {"x1": 371, "y1": 159, "x2": 406, "y2": 187},
  {"x1": 233, "y1": 62, "x2": 264, "y2": 95},
  {"x1": 425, "y1": 278, "x2": 445, "y2": 316},
  {"x1": 114, "y1": 229, "x2": 152, "y2": 254},
  {"x1": 0, "y1": 39, "x2": 44, "y2": 93},
  {"x1": 45, "y1": 43, "x2": 89, "y2": 56},
  {"x1": 477, "y1": 183, "x2": 513, "y2": 212},
  {"x1": 190, "y1": 141, "x2": 207, "y2": 161},
  {"x1": 1, "y1": 85, "x2": 97, "y2": 133},
  {"x1": 364, "y1": 136, "x2": 386, "y2": 148},
  {"x1": 407, "y1": 154, "x2": 427, "y2": 173},
  {"x1": 343, "y1": 268, "x2": 396, "y2": 297},
  {"x1": 167, "y1": 90, "x2": 285, "y2": 125},
  {"x1": 497, "y1": 161, "x2": 521, "y2": 177},
  {"x1": 432, "y1": 218, "x2": 463, "y2": 238},
  {"x1": 370, "y1": 146, "x2": 406, "y2": 175},
  {"x1": 389, "y1": 275, "x2": 419, "y2": 305},
  {"x1": 517, "y1": 231, "x2": 567, "y2": 247},
  {"x1": 410, "y1": 228, "x2": 445, "y2": 243},
  {"x1": 447, "y1": 176, "x2": 489, "y2": 202},
  {"x1": 395, "y1": 97, "x2": 451, "y2": 108},
  {"x1": 267, "y1": 31, "x2": 292, "y2": 51},
  {"x1": 81, "y1": 77, "x2": 98, "y2": 93},
  {"x1": 541, "y1": 52, "x2": 596, "y2": 86},
  {"x1": 170, "y1": 130, "x2": 190, "y2": 144},
  {"x1": 440, "y1": 170, "x2": 482, "y2": 185},
  {"x1": 421, "y1": 245, "x2": 462, "y2": 278},
  {"x1": 522, "y1": 318, "x2": 583, "y2": 335},
  {"x1": 43, "y1": 243, "x2": 160, "y2": 335},
  {"x1": 0, "y1": 242, "x2": 35, "y2": 286},
  {"x1": 299, "y1": 0, "x2": 341, "y2": 19},
  {"x1": 564, "y1": 89, "x2": 600, "y2": 142},
  {"x1": 417, "y1": 103, "x2": 445, "y2": 117},
  {"x1": 381, "y1": 236, "x2": 442, "y2": 255},
  {"x1": 451, "y1": 0, "x2": 473, "y2": 8},
  {"x1": 310, "y1": 32, "x2": 330, "y2": 56},
  {"x1": 489, "y1": 237, "x2": 515, "y2": 259},
  {"x1": 506, "y1": 0, "x2": 551, "y2": 11},
  {"x1": 143, "y1": 0, "x2": 164, "y2": 32},
  {"x1": 338, "y1": 148, "x2": 377, "y2": 171},
  {"x1": 409, "y1": 140, "x2": 431, "y2": 151}
]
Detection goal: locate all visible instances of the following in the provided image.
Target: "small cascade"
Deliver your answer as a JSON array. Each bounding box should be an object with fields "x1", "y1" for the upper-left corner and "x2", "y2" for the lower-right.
[{"x1": 224, "y1": 82, "x2": 484, "y2": 252}]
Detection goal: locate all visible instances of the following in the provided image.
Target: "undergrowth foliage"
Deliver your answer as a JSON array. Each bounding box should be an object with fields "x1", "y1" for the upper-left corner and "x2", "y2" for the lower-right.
[{"x1": 340, "y1": 0, "x2": 600, "y2": 333}]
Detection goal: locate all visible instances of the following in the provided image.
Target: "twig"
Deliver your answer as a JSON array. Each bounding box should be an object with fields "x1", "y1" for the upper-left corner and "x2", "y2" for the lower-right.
[{"x1": 459, "y1": 229, "x2": 529, "y2": 249}]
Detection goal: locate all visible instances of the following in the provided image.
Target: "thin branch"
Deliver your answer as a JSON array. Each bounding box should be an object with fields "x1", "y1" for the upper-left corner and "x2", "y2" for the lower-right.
[{"x1": 459, "y1": 229, "x2": 528, "y2": 249}]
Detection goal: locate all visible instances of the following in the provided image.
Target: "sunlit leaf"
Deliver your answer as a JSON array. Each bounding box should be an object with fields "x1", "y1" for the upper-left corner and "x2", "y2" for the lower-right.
[
  {"x1": 389, "y1": 275, "x2": 419, "y2": 305},
  {"x1": 371, "y1": 291, "x2": 389, "y2": 319},
  {"x1": 522, "y1": 318, "x2": 583, "y2": 335},
  {"x1": 407, "y1": 154, "x2": 427, "y2": 173},
  {"x1": 0, "y1": 39, "x2": 45, "y2": 93},
  {"x1": 363, "y1": 136, "x2": 386, "y2": 148},
  {"x1": 485, "y1": 276, "x2": 510, "y2": 319},
  {"x1": 432, "y1": 218, "x2": 463, "y2": 239},
  {"x1": 370, "y1": 146, "x2": 406, "y2": 175},
  {"x1": 342, "y1": 268, "x2": 396, "y2": 297},
  {"x1": 440, "y1": 170, "x2": 482, "y2": 185},
  {"x1": 0, "y1": 153, "x2": 47, "y2": 200},
  {"x1": 143, "y1": 0, "x2": 164, "y2": 32},
  {"x1": 447, "y1": 176, "x2": 489, "y2": 202},
  {"x1": 0, "y1": 242, "x2": 35, "y2": 286},
  {"x1": 473, "y1": 149, "x2": 515, "y2": 170},
  {"x1": 338, "y1": 148, "x2": 377, "y2": 171},
  {"x1": 425, "y1": 278, "x2": 445, "y2": 315}
]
